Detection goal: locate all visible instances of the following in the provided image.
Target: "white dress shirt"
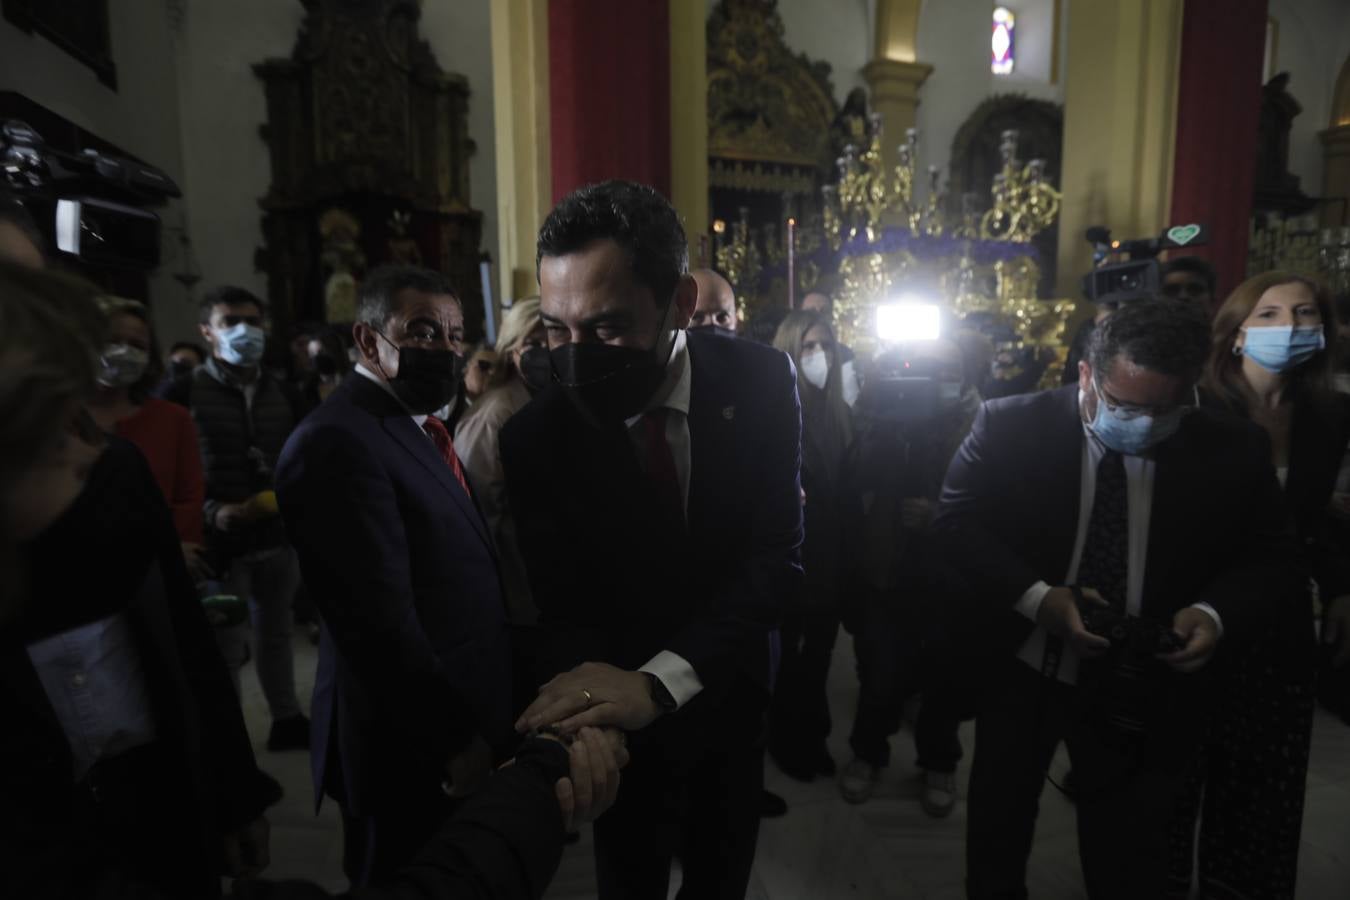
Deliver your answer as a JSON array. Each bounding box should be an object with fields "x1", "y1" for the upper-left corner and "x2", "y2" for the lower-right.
[
  {"x1": 623, "y1": 330, "x2": 703, "y2": 709},
  {"x1": 356, "y1": 363, "x2": 428, "y2": 429},
  {"x1": 27, "y1": 612, "x2": 157, "y2": 779},
  {"x1": 1014, "y1": 412, "x2": 1223, "y2": 684}
]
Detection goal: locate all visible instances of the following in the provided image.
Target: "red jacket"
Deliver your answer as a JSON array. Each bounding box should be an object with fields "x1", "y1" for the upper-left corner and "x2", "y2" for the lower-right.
[{"x1": 116, "y1": 397, "x2": 205, "y2": 543}]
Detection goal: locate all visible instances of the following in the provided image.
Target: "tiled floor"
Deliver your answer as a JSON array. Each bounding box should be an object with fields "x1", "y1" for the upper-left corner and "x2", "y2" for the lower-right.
[{"x1": 239, "y1": 633, "x2": 1350, "y2": 898}]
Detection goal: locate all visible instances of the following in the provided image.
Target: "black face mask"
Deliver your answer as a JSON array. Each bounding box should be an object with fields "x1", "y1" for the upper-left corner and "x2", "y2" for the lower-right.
[
  {"x1": 170, "y1": 359, "x2": 196, "y2": 379},
  {"x1": 518, "y1": 346, "x2": 553, "y2": 396},
  {"x1": 550, "y1": 298, "x2": 676, "y2": 426},
  {"x1": 377, "y1": 333, "x2": 465, "y2": 414},
  {"x1": 689, "y1": 324, "x2": 737, "y2": 340}
]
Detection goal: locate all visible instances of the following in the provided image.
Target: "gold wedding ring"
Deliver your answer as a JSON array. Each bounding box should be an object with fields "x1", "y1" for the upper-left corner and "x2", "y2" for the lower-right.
[{"x1": 581, "y1": 688, "x2": 594, "y2": 706}]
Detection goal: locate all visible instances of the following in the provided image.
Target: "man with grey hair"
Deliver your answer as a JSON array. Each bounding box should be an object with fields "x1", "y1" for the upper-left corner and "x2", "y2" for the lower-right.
[
  {"x1": 277, "y1": 265, "x2": 628, "y2": 884},
  {"x1": 931, "y1": 297, "x2": 1301, "y2": 898}
]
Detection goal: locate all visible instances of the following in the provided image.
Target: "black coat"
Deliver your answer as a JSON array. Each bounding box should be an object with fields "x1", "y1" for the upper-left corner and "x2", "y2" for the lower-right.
[
  {"x1": 1, "y1": 438, "x2": 281, "y2": 899},
  {"x1": 931, "y1": 386, "x2": 1303, "y2": 661},
  {"x1": 163, "y1": 359, "x2": 300, "y2": 562},
  {"x1": 275, "y1": 374, "x2": 511, "y2": 819},
  {"x1": 498, "y1": 331, "x2": 804, "y2": 745}
]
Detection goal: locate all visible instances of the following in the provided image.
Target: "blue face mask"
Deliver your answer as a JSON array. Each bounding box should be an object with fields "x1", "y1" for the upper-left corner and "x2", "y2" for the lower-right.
[
  {"x1": 1087, "y1": 381, "x2": 1187, "y2": 456},
  {"x1": 215, "y1": 323, "x2": 266, "y2": 367},
  {"x1": 1240, "y1": 325, "x2": 1325, "y2": 374}
]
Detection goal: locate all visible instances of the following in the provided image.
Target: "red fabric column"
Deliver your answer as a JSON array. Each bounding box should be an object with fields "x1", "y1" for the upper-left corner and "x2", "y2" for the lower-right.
[
  {"x1": 1169, "y1": 0, "x2": 1268, "y2": 300},
  {"x1": 548, "y1": 0, "x2": 672, "y2": 203}
]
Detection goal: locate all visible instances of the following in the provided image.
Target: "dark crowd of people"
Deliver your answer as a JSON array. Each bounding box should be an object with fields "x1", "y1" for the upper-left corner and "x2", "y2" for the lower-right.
[{"x1": 2, "y1": 179, "x2": 1350, "y2": 900}]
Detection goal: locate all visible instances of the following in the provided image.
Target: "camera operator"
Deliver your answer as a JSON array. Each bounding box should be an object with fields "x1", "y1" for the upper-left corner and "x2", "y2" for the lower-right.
[
  {"x1": 1160, "y1": 255, "x2": 1217, "y2": 315},
  {"x1": 838, "y1": 328, "x2": 981, "y2": 815},
  {"x1": 933, "y1": 297, "x2": 1301, "y2": 899},
  {"x1": 1166, "y1": 272, "x2": 1350, "y2": 897}
]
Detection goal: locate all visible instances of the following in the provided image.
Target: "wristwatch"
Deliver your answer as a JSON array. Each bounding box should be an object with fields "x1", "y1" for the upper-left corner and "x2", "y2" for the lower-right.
[{"x1": 644, "y1": 672, "x2": 678, "y2": 714}]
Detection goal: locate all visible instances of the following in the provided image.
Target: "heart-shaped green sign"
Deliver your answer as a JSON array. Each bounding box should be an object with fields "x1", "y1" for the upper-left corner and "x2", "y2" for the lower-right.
[{"x1": 1167, "y1": 224, "x2": 1201, "y2": 246}]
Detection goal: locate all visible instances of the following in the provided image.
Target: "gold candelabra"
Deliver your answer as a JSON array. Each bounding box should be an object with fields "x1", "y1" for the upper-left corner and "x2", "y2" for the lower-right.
[{"x1": 978, "y1": 130, "x2": 1061, "y2": 243}]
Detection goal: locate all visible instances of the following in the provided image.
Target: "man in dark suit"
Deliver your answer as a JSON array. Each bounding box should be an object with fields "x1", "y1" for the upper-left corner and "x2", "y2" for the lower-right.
[
  {"x1": 501, "y1": 181, "x2": 804, "y2": 900},
  {"x1": 276, "y1": 266, "x2": 513, "y2": 886},
  {"x1": 931, "y1": 298, "x2": 1301, "y2": 899}
]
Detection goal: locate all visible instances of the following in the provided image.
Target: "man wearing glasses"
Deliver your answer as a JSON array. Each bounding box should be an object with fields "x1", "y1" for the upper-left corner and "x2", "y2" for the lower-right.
[
  {"x1": 277, "y1": 266, "x2": 615, "y2": 885},
  {"x1": 931, "y1": 297, "x2": 1301, "y2": 899}
]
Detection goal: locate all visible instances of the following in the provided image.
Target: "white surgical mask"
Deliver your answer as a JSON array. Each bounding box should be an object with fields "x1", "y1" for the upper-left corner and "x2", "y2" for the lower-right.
[
  {"x1": 215, "y1": 323, "x2": 266, "y2": 367},
  {"x1": 800, "y1": 349, "x2": 830, "y2": 390},
  {"x1": 98, "y1": 343, "x2": 150, "y2": 388}
]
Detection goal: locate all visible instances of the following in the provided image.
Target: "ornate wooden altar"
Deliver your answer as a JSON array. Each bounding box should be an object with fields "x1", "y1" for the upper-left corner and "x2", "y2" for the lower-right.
[
  {"x1": 706, "y1": 0, "x2": 839, "y2": 300},
  {"x1": 254, "y1": 0, "x2": 484, "y2": 338}
]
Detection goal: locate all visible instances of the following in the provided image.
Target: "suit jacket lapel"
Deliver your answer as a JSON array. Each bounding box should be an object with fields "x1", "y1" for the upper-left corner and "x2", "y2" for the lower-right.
[
  {"x1": 385, "y1": 415, "x2": 494, "y2": 549},
  {"x1": 685, "y1": 340, "x2": 735, "y2": 537},
  {"x1": 1043, "y1": 386, "x2": 1088, "y2": 578},
  {"x1": 0, "y1": 639, "x2": 62, "y2": 736}
]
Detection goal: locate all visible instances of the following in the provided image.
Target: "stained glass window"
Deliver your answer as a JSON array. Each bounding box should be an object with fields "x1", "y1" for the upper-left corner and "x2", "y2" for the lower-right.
[{"x1": 992, "y1": 7, "x2": 1015, "y2": 76}]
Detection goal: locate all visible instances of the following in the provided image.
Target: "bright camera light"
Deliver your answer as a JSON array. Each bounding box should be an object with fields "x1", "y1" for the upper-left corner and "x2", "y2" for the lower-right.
[{"x1": 876, "y1": 300, "x2": 941, "y2": 343}]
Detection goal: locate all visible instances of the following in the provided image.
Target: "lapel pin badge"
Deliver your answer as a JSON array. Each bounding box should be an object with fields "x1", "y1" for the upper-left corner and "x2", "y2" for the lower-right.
[{"x1": 722, "y1": 405, "x2": 735, "y2": 421}]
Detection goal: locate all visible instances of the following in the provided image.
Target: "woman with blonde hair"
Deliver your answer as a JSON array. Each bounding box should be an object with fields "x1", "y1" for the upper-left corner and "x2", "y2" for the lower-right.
[
  {"x1": 87, "y1": 297, "x2": 209, "y2": 581},
  {"x1": 455, "y1": 297, "x2": 549, "y2": 626},
  {"x1": 766, "y1": 309, "x2": 855, "y2": 781},
  {"x1": 1169, "y1": 271, "x2": 1350, "y2": 898}
]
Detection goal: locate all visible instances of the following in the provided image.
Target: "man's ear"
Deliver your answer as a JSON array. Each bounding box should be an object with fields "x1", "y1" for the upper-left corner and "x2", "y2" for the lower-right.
[
  {"x1": 672, "y1": 274, "x2": 697, "y2": 330},
  {"x1": 352, "y1": 322, "x2": 379, "y2": 368},
  {"x1": 198, "y1": 322, "x2": 214, "y2": 346}
]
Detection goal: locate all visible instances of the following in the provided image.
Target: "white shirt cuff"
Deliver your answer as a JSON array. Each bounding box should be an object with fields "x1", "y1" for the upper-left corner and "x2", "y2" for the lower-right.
[
  {"x1": 1015, "y1": 581, "x2": 1052, "y2": 622},
  {"x1": 1190, "y1": 602, "x2": 1224, "y2": 638},
  {"x1": 639, "y1": 650, "x2": 704, "y2": 710}
]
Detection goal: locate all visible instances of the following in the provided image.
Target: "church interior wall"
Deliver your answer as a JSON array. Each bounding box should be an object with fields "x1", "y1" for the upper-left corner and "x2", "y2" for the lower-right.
[
  {"x1": 914, "y1": 0, "x2": 1064, "y2": 203},
  {"x1": 1268, "y1": 0, "x2": 1350, "y2": 200},
  {"x1": 4, "y1": 0, "x2": 500, "y2": 348},
  {"x1": 0, "y1": 3, "x2": 195, "y2": 344}
]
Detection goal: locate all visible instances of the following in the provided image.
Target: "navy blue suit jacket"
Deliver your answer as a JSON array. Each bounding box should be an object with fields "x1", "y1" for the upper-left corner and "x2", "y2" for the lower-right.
[
  {"x1": 931, "y1": 385, "x2": 1303, "y2": 657},
  {"x1": 276, "y1": 374, "x2": 510, "y2": 817},
  {"x1": 499, "y1": 331, "x2": 804, "y2": 749}
]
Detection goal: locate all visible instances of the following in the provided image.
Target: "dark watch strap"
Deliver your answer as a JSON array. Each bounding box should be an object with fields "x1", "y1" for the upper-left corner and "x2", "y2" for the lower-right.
[{"x1": 645, "y1": 672, "x2": 677, "y2": 713}]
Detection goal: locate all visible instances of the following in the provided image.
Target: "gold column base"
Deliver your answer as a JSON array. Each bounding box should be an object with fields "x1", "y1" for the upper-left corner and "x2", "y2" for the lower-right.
[{"x1": 1320, "y1": 125, "x2": 1350, "y2": 229}]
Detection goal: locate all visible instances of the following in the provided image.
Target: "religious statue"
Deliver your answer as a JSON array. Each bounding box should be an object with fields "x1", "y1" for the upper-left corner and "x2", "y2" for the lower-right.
[{"x1": 319, "y1": 208, "x2": 365, "y2": 324}]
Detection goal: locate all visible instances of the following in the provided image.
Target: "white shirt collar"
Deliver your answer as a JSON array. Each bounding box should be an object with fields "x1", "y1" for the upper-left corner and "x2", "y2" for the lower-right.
[
  {"x1": 623, "y1": 330, "x2": 690, "y2": 429},
  {"x1": 356, "y1": 363, "x2": 428, "y2": 427}
]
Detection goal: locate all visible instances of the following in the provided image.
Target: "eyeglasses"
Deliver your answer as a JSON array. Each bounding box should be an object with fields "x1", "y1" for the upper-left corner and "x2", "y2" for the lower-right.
[{"x1": 1094, "y1": 379, "x2": 1191, "y2": 421}]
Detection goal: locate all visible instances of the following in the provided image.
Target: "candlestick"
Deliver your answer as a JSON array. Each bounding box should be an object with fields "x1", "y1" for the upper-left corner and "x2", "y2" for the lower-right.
[{"x1": 786, "y1": 217, "x2": 796, "y2": 309}]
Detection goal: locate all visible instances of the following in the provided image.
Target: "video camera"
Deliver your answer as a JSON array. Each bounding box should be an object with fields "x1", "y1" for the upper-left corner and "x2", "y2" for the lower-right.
[
  {"x1": 1081, "y1": 223, "x2": 1208, "y2": 307},
  {"x1": 2, "y1": 119, "x2": 179, "y2": 270},
  {"x1": 858, "y1": 298, "x2": 961, "y2": 426}
]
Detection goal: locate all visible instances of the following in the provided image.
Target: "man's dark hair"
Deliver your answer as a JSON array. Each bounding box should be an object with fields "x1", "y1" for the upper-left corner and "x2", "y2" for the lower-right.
[
  {"x1": 355, "y1": 265, "x2": 459, "y2": 329},
  {"x1": 1087, "y1": 296, "x2": 1210, "y2": 382},
  {"x1": 169, "y1": 341, "x2": 206, "y2": 363},
  {"x1": 536, "y1": 180, "x2": 688, "y2": 304},
  {"x1": 0, "y1": 188, "x2": 45, "y2": 258},
  {"x1": 1161, "y1": 256, "x2": 1217, "y2": 297},
  {"x1": 199, "y1": 285, "x2": 266, "y2": 325}
]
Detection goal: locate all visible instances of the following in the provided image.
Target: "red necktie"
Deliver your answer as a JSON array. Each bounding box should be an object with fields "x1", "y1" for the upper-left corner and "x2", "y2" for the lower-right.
[
  {"x1": 421, "y1": 416, "x2": 472, "y2": 497},
  {"x1": 641, "y1": 408, "x2": 684, "y2": 526}
]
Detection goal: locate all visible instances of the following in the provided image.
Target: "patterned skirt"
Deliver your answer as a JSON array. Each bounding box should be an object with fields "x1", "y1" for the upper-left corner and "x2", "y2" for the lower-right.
[{"x1": 1167, "y1": 623, "x2": 1317, "y2": 899}]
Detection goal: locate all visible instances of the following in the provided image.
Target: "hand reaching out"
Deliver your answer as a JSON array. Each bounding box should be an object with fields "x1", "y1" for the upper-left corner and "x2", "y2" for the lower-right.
[{"x1": 516, "y1": 662, "x2": 661, "y2": 735}]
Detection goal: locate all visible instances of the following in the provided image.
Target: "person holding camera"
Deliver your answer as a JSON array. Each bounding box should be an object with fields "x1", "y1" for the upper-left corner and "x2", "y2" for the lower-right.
[
  {"x1": 1167, "y1": 272, "x2": 1350, "y2": 897},
  {"x1": 838, "y1": 332, "x2": 980, "y2": 815},
  {"x1": 933, "y1": 297, "x2": 1301, "y2": 899}
]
